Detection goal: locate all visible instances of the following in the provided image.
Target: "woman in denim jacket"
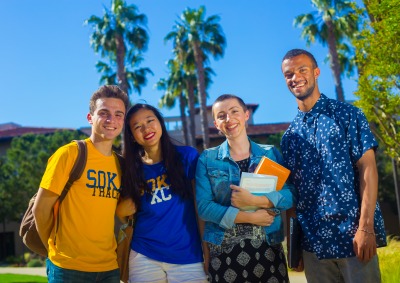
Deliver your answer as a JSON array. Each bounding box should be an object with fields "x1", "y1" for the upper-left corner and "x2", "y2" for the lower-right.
[{"x1": 196, "y1": 94, "x2": 294, "y2": 283}]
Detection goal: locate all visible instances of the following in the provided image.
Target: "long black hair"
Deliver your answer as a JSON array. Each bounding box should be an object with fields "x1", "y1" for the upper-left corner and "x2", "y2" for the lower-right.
[{"x1": 121, "y1": 103, "x2": 193, "y2": 209}]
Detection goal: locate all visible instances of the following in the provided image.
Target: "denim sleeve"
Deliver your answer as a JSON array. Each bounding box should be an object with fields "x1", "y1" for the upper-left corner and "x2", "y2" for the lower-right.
[
  {"x1": 264, "y1": 184, "x2": 293, "y2": 210},
  {"x1": 263, "y1": 147, "x2": 295, "y2": 210},
  {"x1": 195, "y1": 153, "x2": 239, "y2": 229}
]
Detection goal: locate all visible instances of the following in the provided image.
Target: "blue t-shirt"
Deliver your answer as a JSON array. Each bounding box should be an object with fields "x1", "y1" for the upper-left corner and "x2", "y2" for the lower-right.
[
  {"x1": 281, "y1": 94, "x2": 386, "y2": 259},
  {"x1": 131, "y1": 146, "x2": 203, "y2": 264}
]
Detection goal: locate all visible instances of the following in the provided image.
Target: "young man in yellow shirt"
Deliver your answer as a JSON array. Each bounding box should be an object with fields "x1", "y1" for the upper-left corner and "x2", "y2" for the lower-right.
[{"x1": 33, "y1": 85, "x2": 129, "y2": 283}]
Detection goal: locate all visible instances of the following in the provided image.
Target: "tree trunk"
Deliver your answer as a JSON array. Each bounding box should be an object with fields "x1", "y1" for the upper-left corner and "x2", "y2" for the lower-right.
[
  {"x1": 115, "y1": 34, "x2": 128, "y2": 150},
  {"x1": 116, "y1": 34, "x2": 129, "y2": 98},
  {"x1": 325, "y1": 19, "x2": 345, "y2": 102},
  {"x1": 186, "y1": 80, "x2": 196, "y2": 147},
  {"x1": 193, "y1": 42, "x2": 209, "y2": 149},
  {"x1": 393, "y1": 158, "x2": 400, "y2": 229},
  {"x1": 178, "y1": 93, "x2": 190, "y2": 145}
]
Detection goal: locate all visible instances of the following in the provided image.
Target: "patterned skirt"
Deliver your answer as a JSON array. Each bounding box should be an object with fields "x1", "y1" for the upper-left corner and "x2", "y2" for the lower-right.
[{"x1": 207, "y1": 225, "x2": 289, "y2": 283}]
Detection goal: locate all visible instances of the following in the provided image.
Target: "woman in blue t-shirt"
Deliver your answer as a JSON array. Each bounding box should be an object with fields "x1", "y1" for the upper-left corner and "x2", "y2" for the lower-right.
[{"x1": 117, "y1": 103, "x2": 207, "y2": 282}]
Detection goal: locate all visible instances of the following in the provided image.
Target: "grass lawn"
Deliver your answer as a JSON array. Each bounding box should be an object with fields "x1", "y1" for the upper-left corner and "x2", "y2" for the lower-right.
[
  {"x1": 0, "y1": 273, "x2": 47, "y2": 283},
  {"x1": 378, "y1": 236, "x2": 400, "y2": 283}
]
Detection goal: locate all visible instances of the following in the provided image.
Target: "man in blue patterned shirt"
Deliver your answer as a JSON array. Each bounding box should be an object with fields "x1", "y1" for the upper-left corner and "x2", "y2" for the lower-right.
[{"x1": 280, "y1": 49, "x2": 386, "y2": 283}]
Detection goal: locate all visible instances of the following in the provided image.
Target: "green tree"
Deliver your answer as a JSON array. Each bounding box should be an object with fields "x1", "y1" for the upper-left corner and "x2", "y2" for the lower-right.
[
  {"x1": 156, "y1": 59, "x2": 192, "y2": 146},
  {"x1": 0, "y1": 131, "x2": 86, "y2": 258},
  {"x1": 85, "y1": 0, "x2": 152, "y2": 97},
  {"x1": 164, "y1": 25, "x2": 198, "y2": 147},
  {"x1": 353, "y1": 0, "x2": 400, "y2": 224},
  {"x1": 0, "y1": 131, "x2": 86, "y2": 224},
  {"x1": 375, "y1": 147, "x2": 397, "y2": 212},
  {"x1": 353, "y1": 0, "x2": 400, "y2": 161},
  {"x1": 294, "y1": 0, "x2": 359, "y2": 102},
  {"x1": 164, "y1": 16, "x2": 217, "y2": 148},
  {"x1": 156, "y1": 59, "x2": 215, "y2": 147},
  {"x1": 250, "y1": 132, "x2": 285, "y2": 151},
  {"x1": 173, "y1": 6, "x2": 226, "y2": 149}
]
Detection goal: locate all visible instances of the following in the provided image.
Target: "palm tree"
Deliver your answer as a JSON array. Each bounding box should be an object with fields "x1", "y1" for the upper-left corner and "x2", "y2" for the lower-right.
[
  {"x1": 172, "y1": 6, "x2": 226, "y2": 149},
  {"x1": 95, "y1": 53, "x2": 153, "y2": 95},
  {"x1": 156, "y1": 59, "x2": 192, "y2": 146},
  {"x1": 294, "y1": 0, "x2": 359, "y2": 102},
  {"x1": 85, "y1": 0, "x2": 151, "y2": 98},
  {"x1": 164, "y1": 26, "x2": 198, "y2": 147},
  {"x1": 157, "y1": 58, "x2": 215, "y2": 147}
]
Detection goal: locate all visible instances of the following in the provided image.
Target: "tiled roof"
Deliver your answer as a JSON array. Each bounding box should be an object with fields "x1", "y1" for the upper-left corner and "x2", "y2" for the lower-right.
[
  {"x1": 0, "y1": 123, "x2": 76, "y2": 141},
  {"x1": 0, "y1": 122, "x2": 20, "y2": 131},
  {"x1": 79, "y1": 127, "x2": 92, "y2": 136},
  {"x1": 247, "y1": 123, "x2": 290, "y2": 135},
  {"x1": 208, "y1": 122, "x2": 290, "y2": 138},
  {"x1": 0, "y1": 120, "x2": 289, "y2": 143}
]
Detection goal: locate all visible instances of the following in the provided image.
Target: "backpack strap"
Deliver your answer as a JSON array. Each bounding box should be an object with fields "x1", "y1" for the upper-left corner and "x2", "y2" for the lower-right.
[
  {"x1": 59, "y1": 140, "x2": 87, "y2": 202},
  {"x1": 54, "y1": 140, "x2": 87, "y2": 236}
]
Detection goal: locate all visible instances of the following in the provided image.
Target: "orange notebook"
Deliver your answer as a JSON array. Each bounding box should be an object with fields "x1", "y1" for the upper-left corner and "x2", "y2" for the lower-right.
[{"x1": 254, "y1": 156, "x2": 290, "y2": 190}]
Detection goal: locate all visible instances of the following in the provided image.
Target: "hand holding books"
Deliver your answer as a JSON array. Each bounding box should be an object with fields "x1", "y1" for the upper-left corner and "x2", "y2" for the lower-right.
[
  {"x1": 236, "y1": 173, "x2": 277, "y2": 211},
  {"x1": 230, "y1": 183, "x2": 266, "y2": 211},
  {"x1": 236, "y1": 157, "x2": 291, "y2": 211}
]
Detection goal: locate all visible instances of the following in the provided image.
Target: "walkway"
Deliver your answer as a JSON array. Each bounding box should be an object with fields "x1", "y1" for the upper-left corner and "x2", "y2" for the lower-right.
[
  {"x1": 0, "y1": 267, "x2": 308, "y2": 282},
  {"x1": 0, "y1": 266, "x2": 46, "y2": 276}
]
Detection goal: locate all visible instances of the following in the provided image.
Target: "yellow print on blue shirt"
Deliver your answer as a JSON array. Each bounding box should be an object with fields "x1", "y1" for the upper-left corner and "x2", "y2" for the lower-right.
[{"x1": 147, "y1": 174, "x2": 172, "y2": 205}]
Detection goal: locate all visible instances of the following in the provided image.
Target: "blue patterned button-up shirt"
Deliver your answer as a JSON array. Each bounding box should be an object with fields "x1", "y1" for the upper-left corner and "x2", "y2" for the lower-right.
[{"x1": 281, "y1": 94, "x2": 386, "y2": 259}]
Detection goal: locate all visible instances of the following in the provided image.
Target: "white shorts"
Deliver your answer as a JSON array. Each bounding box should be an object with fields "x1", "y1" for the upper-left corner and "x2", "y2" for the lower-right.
[{"x1": 128, "y1": 250, "x2": 208, "y2": 283}]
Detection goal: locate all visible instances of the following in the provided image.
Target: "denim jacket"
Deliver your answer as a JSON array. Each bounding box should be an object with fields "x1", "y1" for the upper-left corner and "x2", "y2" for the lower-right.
[{"x1": 195, "y1": 139, "x2": 294, "y2": 246}]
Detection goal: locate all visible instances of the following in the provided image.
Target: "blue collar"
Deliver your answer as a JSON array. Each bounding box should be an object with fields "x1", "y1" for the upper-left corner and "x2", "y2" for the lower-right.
[{"x1": 297, "y1": 93, "x2": 329, "y2": 123}]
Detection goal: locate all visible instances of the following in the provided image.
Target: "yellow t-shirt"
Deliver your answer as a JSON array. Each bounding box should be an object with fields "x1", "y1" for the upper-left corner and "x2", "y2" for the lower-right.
[{"x1": 40, "y1": 138, "x2": 121, "y2": 272}]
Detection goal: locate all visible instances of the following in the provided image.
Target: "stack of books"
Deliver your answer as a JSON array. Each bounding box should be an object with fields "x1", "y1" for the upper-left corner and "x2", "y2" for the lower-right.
[
  {"x1": 238, "y1": 157, "x2": 290, "y2": 210},
  {"x1": 239, "y1": 157, "x2": 301, "y2": 269}
]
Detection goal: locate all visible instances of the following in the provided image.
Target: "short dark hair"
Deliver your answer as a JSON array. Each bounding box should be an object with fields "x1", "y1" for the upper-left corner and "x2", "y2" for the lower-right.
[
  {"x1": 282, "y1": 49, "x2": 318, "y2": 68},
  {"x1": 212, "y1": 94, "x2": 247, "y2": 119},
  {"x1": 89, "y1": 85, "x2": 129, "y2": 114}
]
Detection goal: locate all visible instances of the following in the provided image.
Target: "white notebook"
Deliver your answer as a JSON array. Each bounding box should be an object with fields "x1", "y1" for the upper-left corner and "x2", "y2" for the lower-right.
[{"x1": 238, "y1": 172, "x2": 277, "y2": 211}]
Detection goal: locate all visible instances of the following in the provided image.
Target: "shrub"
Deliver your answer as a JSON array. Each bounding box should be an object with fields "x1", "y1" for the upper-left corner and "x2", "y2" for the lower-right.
[
  {"x1": 26, "y1": 259, "x2": 44, "y2": 267},
  {"x1": 4, "y1": 255, "x2": 24, "y2": 266}
]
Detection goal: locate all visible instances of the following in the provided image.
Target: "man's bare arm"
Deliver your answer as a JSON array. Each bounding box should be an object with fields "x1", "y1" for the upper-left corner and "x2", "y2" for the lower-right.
[
  {"x1": 353, "y1": 149, "x2": 378, "y2": 262},
  {"x1": 32, "y1": 188, "x2": 59, "y2": 251}
]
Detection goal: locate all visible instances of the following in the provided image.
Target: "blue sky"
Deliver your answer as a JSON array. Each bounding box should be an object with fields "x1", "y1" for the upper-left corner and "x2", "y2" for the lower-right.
[{"x1": 0, "y1": 0, "x2": 359, "y2": 129}]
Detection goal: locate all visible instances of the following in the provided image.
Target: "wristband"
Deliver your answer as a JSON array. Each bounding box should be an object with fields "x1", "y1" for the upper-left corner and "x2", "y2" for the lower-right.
[{"x1": 357, "y1": 228, "x2": 375, "y2": 236}]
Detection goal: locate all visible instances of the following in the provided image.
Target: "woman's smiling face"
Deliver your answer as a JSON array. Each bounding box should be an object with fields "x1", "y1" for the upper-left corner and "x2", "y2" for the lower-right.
[
  {"x1": 212, "y1": 98, "x2": 249, "y2": 139},
  {"x1": 129, "y1": 108, "x2": 163, "y2": 149}
]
